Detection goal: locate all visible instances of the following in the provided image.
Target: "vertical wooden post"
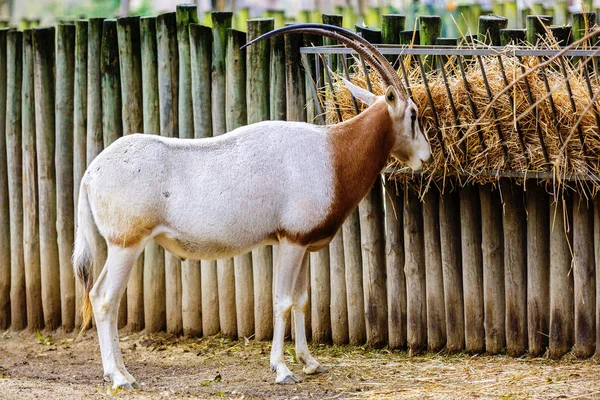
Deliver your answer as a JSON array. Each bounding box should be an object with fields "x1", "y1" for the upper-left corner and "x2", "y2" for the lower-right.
[
  {"x1": 212, "y1": 11, "x2": 237, "y2": 339},
  {"x1": 101, "y1": 20, "x2": 122, "y2": 148},
  {"x1": 86, "y1": 18, "x2": 107, "y2": 292},
  {"x1": 33, "y1": 27, "x2": 61, "y2": 330},
  {"x1": 117, "y1": 16, "x2": 145, "y2": 332},
  {"x1": 479, "y1": 184, "x2": 505, "y2": 354},
  {"x1": 525, "y1": 15, "x2": 553, "y2": 45},
  {"x1": 549, "y1": 195, "x2": 574, "y2": 359},
  {"x1": 0, "y1": 28, "x2": 9, "y2": 330},
  {"x1": 384, "y1": 180, "x2": 406, "y2": 349},
  {"x1": 22, "y1": 29, "x2": 43, "y2": 330},
  {"x1": 439, "y1": 190, "x2": 465, "y2": 352},
  {"x1": 247, "y1": 17, "x2": 274, "y2": 341},
  {"x1": 140, "y1": 16, "x2": 166, "y2": 333},
  {"x1": 478, "y1": 15, "x2": 508, "y2": 45},
  {"x1": 422, "y1": 190, "x2": 446, "y2": 351},
  {"x1": 382, "y1": 14, "x2": 405, "y2": 64},
  {"x1": 190, "y1": 24, "x2": 212, "y2": 138},
  {"x1": 226, "y1": 27, "x2": 254, "y2": 339},
  {"x1": 501, "y1": 181, "x2": 527, "y2": 357},
  {"x1": 572, "y1": 13, "x2": 596, "y2": 44},
  {"x1": 73, "y1": 20, "x2": 88, "y2": 329},
  {"x1": 190, "y1": 23, "x2": 215, "y2": 337},
  {"x1": 6, "y1": 30, "x2": 26, "y2": 330},
  {"x1": 343, "y1": 209, "x2": 366, "y2": 345},
  {"x1": 317, "y1": 13, "x2": 344, "y2": 345},
  {"x1": 460, "y1": 185, "x2": 485, "y2": 353},
  {"x1": 573, "y1": 193, "x2": 596, "y2": 358},
  {"x1": 269, "y1": 28, "x2": 286, "y2": 121},
  {"x1": 176, "y1": 6, "x2": 202, "y2": 338},
  {"x1": 355, "y1": 29, "x2": 388, "y2": 350},
  {"x1": 419, "y1": 15, "x2": 441, "y2": 69},
  {"x1": 309, "y1": 18, "x2": 331, "y2": 346},
  {"x1": 86, "y1": 18, "x2": 104, "y2": 167},
  {"x1": 157, "y1": 12, "x2": 182, "y2": 335},
  {"x1": 405, "y1": 188, "x2": 427, "y2": 354},
  {"x1": 360, "y1": 193, "x2": 389, "y2": 343},
  {"x1": 56, "y1": 24, "x2": 76, "y2": 331},
  {"x1": 526, "y1": 182, "x2": 550, "y2": 356},
  {"x1": 310, "y1": 246, "x2": 331, "y2": 343},
  {"x1": 100, "y1": 20, "x2": 127, "y2": 329},
  {"x1": 505, "y1": 1, "x2": 519, "y2": 28}
]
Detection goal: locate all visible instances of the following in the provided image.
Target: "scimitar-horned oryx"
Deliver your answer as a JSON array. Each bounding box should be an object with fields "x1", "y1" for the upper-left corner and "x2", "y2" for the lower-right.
[{"x1": 72, "y1": 23, "x2": 431, "y2": 389}]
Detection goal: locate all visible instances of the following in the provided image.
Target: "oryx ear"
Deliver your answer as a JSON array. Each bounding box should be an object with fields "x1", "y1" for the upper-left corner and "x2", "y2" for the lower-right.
[{"x1": 342, "y1": 78, "x2": 376, "y2": 106}]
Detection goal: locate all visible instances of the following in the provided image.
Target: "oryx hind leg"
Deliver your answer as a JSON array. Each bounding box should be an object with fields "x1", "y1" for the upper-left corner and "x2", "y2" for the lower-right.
[
  {"x1": 90, "y1": 243, "x2": 144, "y2": 390},
  {"x1": 292, "y1": 253, "x2": 326, "y2": 375},
  {"x1": 270, "y1": 240, "x2": 307, "y2": 384}
]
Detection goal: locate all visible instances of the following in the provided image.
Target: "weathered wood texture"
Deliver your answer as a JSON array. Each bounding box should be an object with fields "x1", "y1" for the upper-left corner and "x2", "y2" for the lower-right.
[
  {"x1": 405, "y1": 189, "x2": 427, "y2": 354},
  {"x1": 384, "y1": 180, "x2": 406, "y2": 349},
  {"x1": 247, "y1": 17, "x2": 274, "y2": 341},
  {"x1": 140, "y1": 16, "x2": 166, "y2": 333},
  {"x1": 117, "y1": 16, "x2": 145, "y2": 332},
  {"x1": 501, "y1": 181, "x2": 527, "y2": 357},
  {"x1": 343, "y1": 208, "x2": 366, "y2": 345},
  {"x1": 549, "y1": 195, "x2": 574, "y2": 359},
  {"x1": 86, "y1": 19, "x2": 107, "y2": 300},
  {"x1": 572, "y1": 193, "x2": 596, "y2": 358},
  {"x1": 100, "y1": 20, "x2": 127, "y2": 329},
  {"x1": 6, "y1": 30, "x2": 26, "y2": 330},
  {"x1": 226, "y1": 28, "x2": 254, "y2": 339},
  {"x1": 73, "y1": 20, "x2": 88, "y2": 329},
  {"x1": 439, "y1": 190, "x2": 465, "y2": 352},
  {"x1": 479, "y1": 184, "x2": 505, "y2": 354},
  {"x1": 211, "y1": 11, "x2": 237, "y2": 339},
  {"x1": 526, "y1": 182, "x2": 550, "y2": 357},
  {"x1": 423, "y1": 190, "x2": 446, "y2": 351},
  {"x1": 157, "y1": 12, "x2": 182, "y2": 335},
  {"x1": 460, "y1": 185, "x2": 485, "y2": 353},
  {"x1": 0, "y1": 28, "x2": 10, "y2": 329},
  {"x1": 22, "y1": 29, "x2": 43, "y2": 330},
  {"x1": 33, "y1": 27, "x2": 61, "y2": 330},
  {"x1": 175, "y1": 5, "x2": 202, "y2": 338},
  {"x1": 56, "y1": 24, "x2": 76, "y2": 332}
]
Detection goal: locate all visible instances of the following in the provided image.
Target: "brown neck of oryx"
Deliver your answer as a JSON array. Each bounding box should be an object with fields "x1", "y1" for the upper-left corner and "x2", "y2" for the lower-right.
[{"x1": 327, "y1": 99, "x2": 396, "y2": 217}]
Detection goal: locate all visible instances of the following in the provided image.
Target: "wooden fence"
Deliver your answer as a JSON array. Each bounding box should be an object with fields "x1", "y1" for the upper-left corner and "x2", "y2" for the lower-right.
[{"x1": 1, "y1": 5, "x2": 600, "y2": 359}]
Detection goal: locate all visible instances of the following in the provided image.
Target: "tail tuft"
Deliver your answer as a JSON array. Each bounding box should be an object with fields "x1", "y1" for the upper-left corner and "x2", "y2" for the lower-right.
[{"x1": 72, "y1": 183, "x2": 96, "y2": 334}]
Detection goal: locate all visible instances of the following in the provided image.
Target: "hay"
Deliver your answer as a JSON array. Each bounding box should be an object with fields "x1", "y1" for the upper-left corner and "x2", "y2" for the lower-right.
[{"x1": 322, "y1": 40, "x2": 600, "y2": 197}]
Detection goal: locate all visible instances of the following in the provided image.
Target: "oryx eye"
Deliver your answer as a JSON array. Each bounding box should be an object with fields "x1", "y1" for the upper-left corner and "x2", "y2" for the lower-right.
[{"x1": 387, "y1": 92, "x2": 395, "y2": 101}]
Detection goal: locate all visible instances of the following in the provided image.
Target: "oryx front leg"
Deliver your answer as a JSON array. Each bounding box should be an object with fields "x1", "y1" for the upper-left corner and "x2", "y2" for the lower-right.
[
  {"x1": 90, "y1": 244, "x2": 143, "y2": 390},
  {"x1": 293, "y1": 253, "x2": 326, "y2": 375},
  {"x1": 270, "y1": 240, "x2": 307, "y2": 384}
]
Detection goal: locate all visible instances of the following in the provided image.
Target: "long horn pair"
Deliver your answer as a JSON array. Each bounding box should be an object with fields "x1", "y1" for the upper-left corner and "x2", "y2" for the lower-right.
[{"x1": 242, "y1": 23, "x2": 408, "y2": 99}]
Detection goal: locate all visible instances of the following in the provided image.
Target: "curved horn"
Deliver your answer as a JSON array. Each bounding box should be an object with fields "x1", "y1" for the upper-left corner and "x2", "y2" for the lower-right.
[{"x1": 242, "y1": 23, "x2": 407, "y2": 98}]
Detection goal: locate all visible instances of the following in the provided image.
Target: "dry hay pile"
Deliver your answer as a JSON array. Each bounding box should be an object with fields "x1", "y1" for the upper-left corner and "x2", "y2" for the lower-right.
[{"x1": 323, "y1": 47, "x2": 600, "y2": 196}]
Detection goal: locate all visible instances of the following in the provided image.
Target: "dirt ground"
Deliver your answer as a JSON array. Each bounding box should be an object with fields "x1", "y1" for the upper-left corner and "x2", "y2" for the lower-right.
[{"x1": 1, "y1": 330, "x2": 600, "y2": 399}]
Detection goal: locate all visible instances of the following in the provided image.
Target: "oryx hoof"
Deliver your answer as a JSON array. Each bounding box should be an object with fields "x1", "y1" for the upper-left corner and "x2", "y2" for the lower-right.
[
  {"x1": 131, "y1": 381, "x2": 141, "y2": 390},
  {"x1": 115, "y1": 382, "x2": 135, "y2": 391},
  {"x1": 276, "y1": 374, "x2": 299, "y2": 384},
  {"x1": 303, "y1": 364, "x2": 327, "y2": 375}
]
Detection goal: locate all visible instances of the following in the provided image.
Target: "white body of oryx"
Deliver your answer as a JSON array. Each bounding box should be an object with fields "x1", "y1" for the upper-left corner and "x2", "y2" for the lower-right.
[{"x1": 84, "y1": 121, "x2": 334, "y2": 259}]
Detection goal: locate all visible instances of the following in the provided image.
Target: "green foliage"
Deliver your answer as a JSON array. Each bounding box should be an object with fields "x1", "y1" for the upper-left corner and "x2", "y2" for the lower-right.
[{"x1": 27, "y1": 0, "x2": 155, "y2": 20}]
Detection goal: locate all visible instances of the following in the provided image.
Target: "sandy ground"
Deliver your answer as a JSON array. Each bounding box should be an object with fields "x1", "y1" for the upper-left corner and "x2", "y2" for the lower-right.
[{"x1": 1, "y1": 330, "x2": 600, "y2": 399}]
